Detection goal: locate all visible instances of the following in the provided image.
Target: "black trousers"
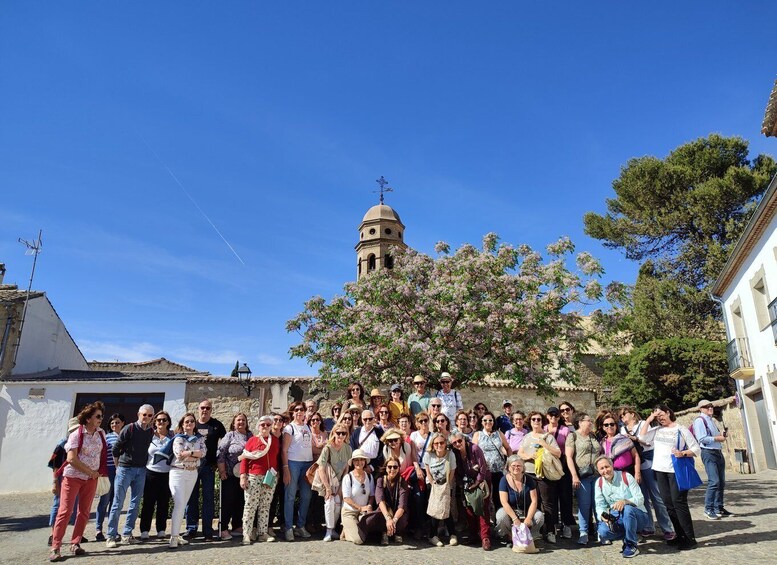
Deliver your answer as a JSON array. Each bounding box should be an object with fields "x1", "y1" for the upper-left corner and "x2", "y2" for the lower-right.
[
  {"x1": 535, "y1": 477, "x2": 559, "y2": 537},
  {"x1": 655, "y1": 470, "x2": 696, "y2": 541},
  {"x1": 139, "y1": 470, "x2": 170, "y2": 534},
  {"x1": 558, "y1": 461, "x2": 575, "y2": 526},
  {"x1": 220, "y1": 475, "x2": 244, "y2": 531}
]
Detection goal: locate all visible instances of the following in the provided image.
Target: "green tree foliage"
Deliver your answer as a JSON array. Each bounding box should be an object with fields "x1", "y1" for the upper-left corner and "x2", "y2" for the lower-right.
[
  {"x1": 584, "y1": 134, "x2": 775, "y2": 289},
  {"x1": 602, "y1": 338, "x2": 733, "y2": 411},
  {"x1": 230, "y1": 361, "x2": 239, "y2": 378},
  {"x1": 287, "y1": 234, "x2": 621, "y2": 395}
]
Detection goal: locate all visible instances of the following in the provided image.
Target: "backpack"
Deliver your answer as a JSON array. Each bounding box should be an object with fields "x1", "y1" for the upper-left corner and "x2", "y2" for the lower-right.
[
  {"x1": 688, "y1": 416, "x2": 712, "y2": 440},
  {"x1": 598, "y1": 470, "x2": 629, "y2": 490}
]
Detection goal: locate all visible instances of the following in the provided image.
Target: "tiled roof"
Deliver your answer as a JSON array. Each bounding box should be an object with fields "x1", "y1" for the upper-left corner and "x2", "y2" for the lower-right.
[
  {"x1": 0, "y1": 285, "x2": 45, "y2": 303},
  {"x1": 88, "y1": 358, "x2": 205, "y2": 374},
  {"x1": 762, "y1": 78, "x2": 777, "y2": 137},
  {"x1": 186, "y1": 375, "x2": 317, "y2": 384},
  {"x1": 5, "y1": 368, "x2": 190, "y2": 382}
]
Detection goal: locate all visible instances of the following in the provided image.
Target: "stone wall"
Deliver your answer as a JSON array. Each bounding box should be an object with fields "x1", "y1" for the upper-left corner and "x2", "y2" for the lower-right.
[{"x1": 675, "y1": 396, "x2": 751, "y2": 474}]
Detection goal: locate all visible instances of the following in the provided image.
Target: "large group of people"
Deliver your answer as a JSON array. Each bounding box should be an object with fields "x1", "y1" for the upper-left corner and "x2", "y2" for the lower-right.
[{"x1": 46, "y1": 374, "x2": 731, "y2": 561}]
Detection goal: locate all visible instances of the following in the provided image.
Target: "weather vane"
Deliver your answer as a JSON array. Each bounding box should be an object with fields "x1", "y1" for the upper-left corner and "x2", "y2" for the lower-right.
[{"x1": 374, "y1": 176, "x2": 394, "y2": 204}]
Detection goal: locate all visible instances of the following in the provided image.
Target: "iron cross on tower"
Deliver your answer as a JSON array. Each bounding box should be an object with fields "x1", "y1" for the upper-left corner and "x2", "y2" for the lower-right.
[{"x1": 374, "y1": 176, "x2": 393, "y2": 204}]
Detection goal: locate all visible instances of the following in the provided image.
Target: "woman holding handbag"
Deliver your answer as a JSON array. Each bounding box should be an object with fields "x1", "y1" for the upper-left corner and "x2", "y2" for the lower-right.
[
  {"x1": 450, "y1": 431, "x2": 492, "y2": 550},
  {"x1": 315, "y1": 423, "x2": 352, "y2": 542},
  {"x1": 565, "y1": 411, "x2": 601, "y2": 545},
  {"x1": 639, "y1": 405, "x2": 700, "y2": 550},
  {"x1": 473, "y1": 411, "x2": 511, "y2": 512},
  {"x1": 517, "y1": 411, "x2": 562, "y2": 544},
  {"x1": 240, "y1": 415, "x2": 280, "y2": 544},
  {"x1": 49, "y1": 402, "x2": 108, "y2": 562}
]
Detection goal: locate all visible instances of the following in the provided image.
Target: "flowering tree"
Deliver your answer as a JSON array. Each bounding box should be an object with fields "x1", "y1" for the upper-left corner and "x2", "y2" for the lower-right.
[{"x1": 286, "y1": 233, "x2": 622, "y2": 395}]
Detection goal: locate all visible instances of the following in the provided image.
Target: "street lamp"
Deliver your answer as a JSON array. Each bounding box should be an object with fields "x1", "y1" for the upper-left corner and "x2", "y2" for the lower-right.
[{"x1": 237, "y1": 363, "x2": 254, "y2": 396}]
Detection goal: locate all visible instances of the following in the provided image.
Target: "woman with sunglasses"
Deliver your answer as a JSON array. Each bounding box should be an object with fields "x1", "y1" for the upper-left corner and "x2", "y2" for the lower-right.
[
  {"x1": 505, "y1": 412, "x2": 528, "y2": 453},
  {"x1": 600, "y1": 412, "x2": 641, "y2": 483},
  {"x1": 282, "y1": 401, "x2": 315, "y2": 541},
  {"x1": 338, "y1": 410, "x2": 357, "y2": 435},
  {"x1": 558, "y1": 401, "x2": 576, "y2": 428},
  {"x1": 340, "y1": 449, "x2": 375, "y2": 544},
  {"x1": 468, "y1": 410, "x2": 482, "y2": 432},
  {"x1": 268, "y1": 413, "x2": 287, "y2": 537},
  {"x1": 362, "y1": 455, "x2": 409, "y2": 544},
  {"x1": 49, "y1": 402, "x2": 107, "y2": 562},
  {"x1": 517, "y1": 411, "x2": 562, "y2": 544},
  {"x1": 388, "y1": 384, "x2": 409, "y2": 424},
  {"x1": 545, "y1": 406, "x2": 575, "y2": 540},
  {"x1": 139, "y1": 410, "x2": 174, "y2": 541},
  {"x1": 168, "y1": 413, "x2": 206, "y2": 549},
  {"x1": 424, "y1": 432, "x2": 458, "y2": 547},
  {"x1": 473, "y1": 411, "x2": 511, "y2": 512},
  {"x1": 345, "y1": 382, "x2": 367, "y2": 412},
  {"x1": 315, "y1": 423, "x2": 352, "y2": 541},
  {"x1": 409, "y1": 411, "x2": 432, "y2": 536},
  {"x1": 377, "y1": 406, "x2": 395, "y2": 430},
  {"x1": 240, "y1": 415, "x2": 280, "y2": 544},
  {"x1": 450, "y1": 431, "x2": 492, "y2": 550},
  {"x1": 565, "y1": 411, "x2": 601, "y2": 545},
  {"x1": 217, "y1": 413, "x2": 252, "y2": 540},
  {"x1": 454, "y1": 410, "x2": 474, "y2": 439},
  {"x1": 323, "y1": 403, "x2": 342, "y2": 433},
  {"x1": 433, "y1": 413, "x2": 453, "y2": 442},
  {"x1": 306, "y1": 412, "x2": 328, "y2": 534}
]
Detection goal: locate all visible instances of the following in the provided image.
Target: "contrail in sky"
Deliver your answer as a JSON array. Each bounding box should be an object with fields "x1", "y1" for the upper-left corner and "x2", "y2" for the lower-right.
[{"x1": 137, "y1": 134, "x2": 246, "y2": 265}]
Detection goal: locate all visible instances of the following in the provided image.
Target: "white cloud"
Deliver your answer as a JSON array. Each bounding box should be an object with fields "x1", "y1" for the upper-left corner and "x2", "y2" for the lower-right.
[
  {"x1": 255, "y1": 353, "x2": 285, "y2": 366},
  {"x1": 80, "y1": 340, "x2": 161, "y2": 362}
]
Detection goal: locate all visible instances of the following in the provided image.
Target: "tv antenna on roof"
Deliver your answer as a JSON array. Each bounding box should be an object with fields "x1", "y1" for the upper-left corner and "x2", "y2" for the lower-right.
[
  {"x1": 13, "y1": 229, "x2": 43, "y2": 367},
  {"x1": 373, "y1": 176, "x2": 393, "y2": 204}
]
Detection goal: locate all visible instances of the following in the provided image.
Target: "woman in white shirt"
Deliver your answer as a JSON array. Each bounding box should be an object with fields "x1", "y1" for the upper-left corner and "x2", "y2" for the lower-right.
[
  {"x1": 340, "y1": 449, "x2": 375, "y2": 544},
  {"x1": 281, "y1": 401, "x2": 314, "y2": 541},
  {"x1": 639, "y1": 404, "x2": 700, "y2": 550}
]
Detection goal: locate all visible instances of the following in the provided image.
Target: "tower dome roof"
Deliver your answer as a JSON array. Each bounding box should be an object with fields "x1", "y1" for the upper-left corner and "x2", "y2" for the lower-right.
[{"x1": 362, "y1": 204, "x2": 403, "y2": 224}]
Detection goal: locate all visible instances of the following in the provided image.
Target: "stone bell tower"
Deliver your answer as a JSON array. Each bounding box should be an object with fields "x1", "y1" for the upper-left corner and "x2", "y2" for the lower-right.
[{"x1": 355, "y1": 177, "x2": 407, "y2": 280}]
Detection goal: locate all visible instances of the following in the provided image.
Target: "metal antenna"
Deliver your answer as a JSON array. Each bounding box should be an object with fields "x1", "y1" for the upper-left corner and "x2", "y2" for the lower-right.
[
  {"x1": 373, "y1": 176, "x2": 394, "y2": 204},
  {"x1": 13, "y1": 229, "x2": 43, "y2": 367}
]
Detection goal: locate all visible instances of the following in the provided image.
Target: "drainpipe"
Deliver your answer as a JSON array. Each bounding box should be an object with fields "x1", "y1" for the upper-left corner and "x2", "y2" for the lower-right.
[{"x1": 711, "y1": 292, "x2": 755, "y2": 471}]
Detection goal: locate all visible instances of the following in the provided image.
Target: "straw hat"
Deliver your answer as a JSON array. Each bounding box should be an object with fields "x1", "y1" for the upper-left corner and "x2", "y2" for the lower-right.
[
  {"x1": 349, "y1": 448, "x2": 370, "y2": 466},
  {"x1": 370, "y1": 388, "x2": 384, "y2": 398},
  {"x1": 381, "y1": 429, "x2": 405, "y2": 444}
]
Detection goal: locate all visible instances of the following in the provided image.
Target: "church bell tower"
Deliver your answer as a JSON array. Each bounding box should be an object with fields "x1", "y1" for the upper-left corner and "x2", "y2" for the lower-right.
[{"x1": 355, "y1": 176, "x2": 407, "y2": 280}]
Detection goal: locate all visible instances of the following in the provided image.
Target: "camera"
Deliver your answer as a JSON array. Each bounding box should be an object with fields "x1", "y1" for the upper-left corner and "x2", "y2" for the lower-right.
[
  {"x1": 435, "y1": 477, "x2": 447, "y2": 486},
  {"x1": 462, "y1": 475, "x2": 473, "y2": 489},
  {"x1": 601, "y1": 512, "x2": 617, "y2": 522}
]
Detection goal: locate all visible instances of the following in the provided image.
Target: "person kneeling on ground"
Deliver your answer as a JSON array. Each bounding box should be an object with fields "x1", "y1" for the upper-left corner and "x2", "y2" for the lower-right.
[{"x1": 594, "y1": 456, "x2": 650, "y2": 558}]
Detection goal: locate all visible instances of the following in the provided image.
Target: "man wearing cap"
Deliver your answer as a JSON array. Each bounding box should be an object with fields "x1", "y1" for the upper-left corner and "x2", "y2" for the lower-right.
[
  {"x1": 408, "y1": 375, "x2": 433, "y2": 416},
  {"x1": 435, "y1": 372, "x2": 463, "y2": 423},
  {"x1": 693, "y1": 400, "x2": 731, "y2": 520},
  {"x1": 496, "y1": 400, "x2": 514, "y2": 434}
]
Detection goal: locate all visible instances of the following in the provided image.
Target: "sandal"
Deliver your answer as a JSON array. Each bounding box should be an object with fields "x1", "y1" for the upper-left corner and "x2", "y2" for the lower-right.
[
  {"x1": 48, "y1": 549, "x2": 62, "y2": 562},
  {"x1": 70, "y1": 543, "x2": 86, "y2": 556}
]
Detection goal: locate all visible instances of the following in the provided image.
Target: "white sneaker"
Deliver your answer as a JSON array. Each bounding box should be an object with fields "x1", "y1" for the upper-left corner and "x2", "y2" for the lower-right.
[
  {"x1": 429, "y1": 536, "x2": 443, "y2": 547},
  {"x1": 177, "y1": 536, "x2": 189, "y2": 546},
  {"x1": 562, "y1": 525, "x2": 572, "y2": 539},
  {"x1": 293, "y1": 526, "x2": 311, "y2": 539},
  {"x1": 323, "y1": 529, "x2": 334, "y2": 542},
  {"x1": 285, "y1": 528, "x2": 294, "y2": 542},
  {"x1": 168, "y1": 537, "x2": 178, "y2": 549},
  {"x1": 256, "y1": 533, "x2": 274, "y2": 542},
  {"x1": 157, "y1": 531, "x2": 166, "y2": 539},
  {"x1": 140, "y1": 531, "x2": 149, "y2": 541},
  {"x1": 449, "y1": 535, "x2": 458, "y2": 546},
  {"x1": 105, "y1": 538, "x2": 118, "y2": 549}
]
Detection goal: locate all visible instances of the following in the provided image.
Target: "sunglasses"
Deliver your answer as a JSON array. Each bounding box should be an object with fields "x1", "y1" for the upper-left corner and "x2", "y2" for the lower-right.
[
  {"x1": 386, "y1": 464, "x2": 399, "y2": 469},
  {"x1": 156, "y1": 418, "x2": 169, "y2": 423},
  {"x1": 310, "y1": 418, "x2": 321, "y2": 422},
  {"x1": 452, "y1": 439, "x2": 463, "y2": 445},
  {"x1": 379, "y1": 411, "x2": 389, "y2": 415},
  {"x1": 293, "y1": 408, "x2": 305, "y2": 412},
  {"x1": 435, "y1": 418, "x2": 447, "y2": 423},
  {"x1": 342, "y1": 417, "x2": 353, "y2": 421},
  {"x1": 417, "y1": 418, "x2": 429, "y2": 424},
  {"x1": 184, "y1": 419, "x2": 196, "y2": 424},
  {"x1": 336, "y1": 431, "x2": 347, "y2": 437},
  {"x1": 430, "y1": 404, "x2": 442, "y2": 408},
  {"x1": 560, "y1": 407, "x2": 572, "y2": 413},
  {"x1": 482, "y1": 419, "x2": 494, "y2": 423},
  {"x1": 530, "y1": 417, "x2": 543, "y2": 422},
  {"x1": 387, "y1": 438, "x2": 399, "y2": 443},
  {"x1": 363, "y1": 416, "x2": 374, "y2": 421},
  {"x1": 95, "y1": 414, "x2": 104, "y2": 419},
  {"x1": 259, "y1": 423, "x2": 271, "y2": 427},
  {"x1": 602, "y1": 422, "x2": 617, "y2": 427},
  {"x1": 273, "y1": 418, "x2": 283, "y2": 422},
  {"x1": 199, "y1": 406, "x2": 212, "y2": 411},
  {"x1": 433, "y1": 441, "x2": 447, "y2": 446}
]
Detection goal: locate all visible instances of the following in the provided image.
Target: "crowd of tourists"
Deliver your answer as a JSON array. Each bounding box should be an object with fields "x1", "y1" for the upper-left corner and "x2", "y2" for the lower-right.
[{"x1": 46, "y1": 371, "x2": 731, "y2": 561}]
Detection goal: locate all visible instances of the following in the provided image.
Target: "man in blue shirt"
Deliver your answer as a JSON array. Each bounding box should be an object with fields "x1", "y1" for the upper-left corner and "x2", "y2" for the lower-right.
[
  {"x1": 693, "y1": 400, "x2": 732, "y2": 520},
  {"x1": 408, "y1": 375, "x2": 433, "y2": 416},
  {"x1": 495, "y1": 400, "x2": 514, "y2": 434}
]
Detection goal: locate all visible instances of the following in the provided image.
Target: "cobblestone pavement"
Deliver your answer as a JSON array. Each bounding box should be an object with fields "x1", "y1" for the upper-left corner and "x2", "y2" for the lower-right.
[{"x1": 3, "y1": 470, "x2": 777, "y2": 564}]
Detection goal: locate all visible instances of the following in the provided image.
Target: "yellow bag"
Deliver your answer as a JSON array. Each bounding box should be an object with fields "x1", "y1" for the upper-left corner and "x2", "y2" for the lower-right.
[{"x1": 534, "y1": 447, "x2": 545, "y2": 478}]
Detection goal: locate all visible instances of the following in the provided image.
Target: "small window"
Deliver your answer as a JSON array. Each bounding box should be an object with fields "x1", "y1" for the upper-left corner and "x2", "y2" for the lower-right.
[
  {"x1": 385, "y1": 228, "x2": 392, "y2": 235},
  {"x1": 368, "y1": 254, "x2": 376, "y2": 271},
  {"x1": 750, "y1": 268, "x2": 771, "y2": 330},
  {"x1": 358, "y1": 261, "x2": 362, "y2": 276},
  {"x1": 369, "y1": 228, "x2": 376, "y2": 235},
  {"x1": 385, "y1": 254, "x2": 394, "y2": 269},
  {"x1": 360, "y1": 232, "x2": 364, "y2": 240},
  {"x1": 398, "y1": 232, "x2": 402, "y2": 239}
]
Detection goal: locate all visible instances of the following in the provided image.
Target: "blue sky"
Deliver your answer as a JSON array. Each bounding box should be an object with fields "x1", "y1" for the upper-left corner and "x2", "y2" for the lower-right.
[{"x1": 2, "y1": 2, "x2": 776, "y2": 376}]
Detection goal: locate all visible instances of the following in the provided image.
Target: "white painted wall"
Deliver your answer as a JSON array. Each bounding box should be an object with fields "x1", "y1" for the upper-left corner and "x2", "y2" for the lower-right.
[
  {"x1": 0, "y1": 380, "x2": 186, "y2": 493},
  {"x1": 720, "y1": 211, "x2": 777, "y2": 469},
  {"x1": 13, "y1": 296, "x2": 88, "y2": 374}
]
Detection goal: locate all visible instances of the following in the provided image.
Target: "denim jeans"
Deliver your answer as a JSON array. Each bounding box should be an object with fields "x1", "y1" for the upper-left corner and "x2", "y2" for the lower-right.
[
  {"x1": 107, "y1": 466, "x2": 147, "y2": 538},
  {"x1": 701, "y1": 449, "x2": 725, "y2": 513},
  {"x1": 49, "y1": 476, "x2": 77, "y2": 527},
  {"x1": 284, "y1": 460, "x2": 313, "y2": 530},
  {"x1": 596, "y1": 505, "x2": 650, "y2": 547},
  {"x1": 638, "y1": 466, "x2": 674, "y2": 534},
  {"x1": 575, "y1": 475, "x2": 597, "y2": 535},
  {"x1": 95, "y1": 468, "x2": 116, "y2": 533},
  {"x1": 186, "y1": 463, "x2": 216, "y2": 536}
]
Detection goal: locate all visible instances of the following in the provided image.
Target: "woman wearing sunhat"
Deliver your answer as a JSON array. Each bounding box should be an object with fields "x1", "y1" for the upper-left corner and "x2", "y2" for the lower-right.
[
  {"x1": 369, "y1": 389, "x2": 386, "y2": 415},
  {"x1": 340, "y1": 449, "x2": 375, "y2": 544}
]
